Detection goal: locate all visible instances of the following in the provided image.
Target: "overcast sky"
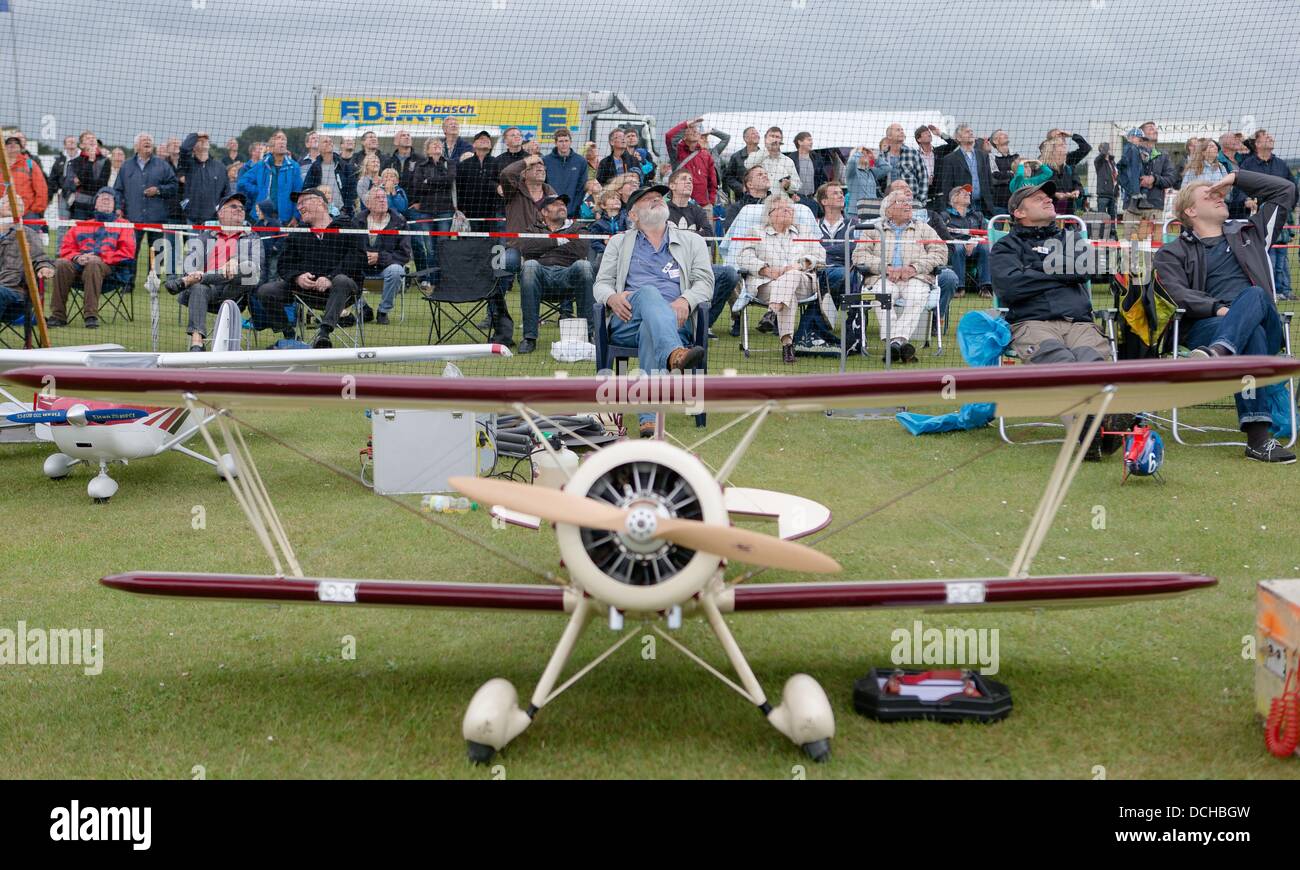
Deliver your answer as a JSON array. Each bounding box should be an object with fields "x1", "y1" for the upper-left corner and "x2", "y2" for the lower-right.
[{"x1": 5, "y1": 0, "x2": 1300, "y2": 155}]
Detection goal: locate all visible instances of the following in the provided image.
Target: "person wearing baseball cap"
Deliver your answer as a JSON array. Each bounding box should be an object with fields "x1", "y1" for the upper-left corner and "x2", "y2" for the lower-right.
[
  {"x1": 991, "y1": 179, "x2": 1124, "y2": 458},
  {"x1": 514, "y1": 193, "x2": 592, "y2": 354},
  {"x1": 167, "y1": 191, "x2": 263, "y2": 352},
  {"x1": 943, "y1": 183, "x2": 991, "y2": 299},
  {"x1": 593, "y1": 183, "x2": 711, "y2": 436},
  {"x1": 991, "y1": 178, "x2": 1111, "y2": 363},
  {"x1": 255, "y1": 186, "x2": 364, "y2": 347}
]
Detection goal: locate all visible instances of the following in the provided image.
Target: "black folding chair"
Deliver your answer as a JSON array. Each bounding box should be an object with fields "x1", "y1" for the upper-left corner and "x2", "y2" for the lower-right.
[
  {"x1": 67, "y1": 261, "x2": 136, "y2": 324},
  {"x1": 423, "y1": 236, "x2": 497, "y2": 345}
]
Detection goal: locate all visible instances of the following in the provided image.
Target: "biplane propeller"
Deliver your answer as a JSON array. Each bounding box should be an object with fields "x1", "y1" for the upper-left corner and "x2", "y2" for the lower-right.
[{"x1": 4, "y1": 355, "x2": 1293, "y2": 762}]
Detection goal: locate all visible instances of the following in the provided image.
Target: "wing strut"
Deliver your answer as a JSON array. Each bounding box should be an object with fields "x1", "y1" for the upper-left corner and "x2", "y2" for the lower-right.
[
  {"x1": 184, "y1": 393, "x2": 303, "y2": 578},
  {"x1": 1008, "y1": 387, "x2": 1115, "y2": 578}
]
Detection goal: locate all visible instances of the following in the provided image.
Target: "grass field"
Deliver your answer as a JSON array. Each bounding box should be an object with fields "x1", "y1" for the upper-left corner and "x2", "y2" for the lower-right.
[{"x1": 3, "y1": 250, "x2": 1299, "y2": 779}]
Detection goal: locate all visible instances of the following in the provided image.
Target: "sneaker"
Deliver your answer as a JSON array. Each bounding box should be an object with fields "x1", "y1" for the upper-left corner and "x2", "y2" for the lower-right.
[
  {"x1": 338, "y1": 312, "x2": 357, "y2": 327},
  {"x1": 164, "y1": 276, "x2": 186, "y2": 295},
  {"x1": 899, "y1": 342, "x2": 916, "y2": 363},
  {"x1": 188, "y1": 344, "x2": 204, "y2": 353},
  {"x1": 517, "y1": 337, "x2": 536, "y2": 354},
  {"x1": 707, "y1": 329, "x2": 717, "y2": 340},
  {"x1": 311, "y1": 331, "x2": 332, "y2": 349},
  {"x1": 782, "y1": 343, "x2": 796, "y2": 364},
  {"x1": 729, "y1": 315, "x2": 741, "y2": 337},
  {"x1": 362, "y1": 305, "x2": 375, "y2": 324},
  {"x1": 376, "y1": 312, "x2": 390, "y2": 326},
  {"x1": 667, "y1": 345, "x2": 705, "y2": 372},
  {"x1": 83, "y1": 316, "x2": 98, "y2": 329},
  {"x1": 979, "y1": 288, "x2": 993, "y2": 299},
  {"x1": 1187, "y1": 346, "x2": 1212, "y2": 359},
  {"x1": 757, "y1": 310, "x2": 777, "y2": 334},
  {"x1": 1245, "y1": 439, "x2": 1297, "y2": 464},
  {"x1": 45, "y1": 317, "x2": 67, "y2": 328},
  {"x1": 639, "y1": 420, "x2": 657, "y2": 438}
]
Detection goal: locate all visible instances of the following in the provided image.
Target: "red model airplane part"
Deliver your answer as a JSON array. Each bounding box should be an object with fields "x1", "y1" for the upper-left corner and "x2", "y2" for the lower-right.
[
  {"x1": 6, "y1": 356, "x2": 1297, "y2": 418},
  {"x1": 99, "y1": 571, "x2": 1214, "y2": 612}
]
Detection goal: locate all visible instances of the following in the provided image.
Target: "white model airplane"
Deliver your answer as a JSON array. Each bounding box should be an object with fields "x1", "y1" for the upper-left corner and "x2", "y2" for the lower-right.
[
  {"x1": 0, "y1": 300, "x2": 511, "y2": 374},
  {"x1": 0, "y1": 301, "x2": 510, "y2": 502},
  {"x1": 3, "y1": 356, "x2": 1292, "y2": 761}
]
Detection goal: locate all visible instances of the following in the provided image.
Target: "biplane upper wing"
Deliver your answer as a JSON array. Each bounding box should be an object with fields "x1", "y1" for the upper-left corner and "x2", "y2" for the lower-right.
[
  {"x1": 0, "y1": 343, "x2": 510, "y2": 374},
  {"x1": 100, "y1": 570, "x2": 1214, "y2": 613},
  {"x1": 2, "y1": 356, "x2": 1295, "y2": 418}
]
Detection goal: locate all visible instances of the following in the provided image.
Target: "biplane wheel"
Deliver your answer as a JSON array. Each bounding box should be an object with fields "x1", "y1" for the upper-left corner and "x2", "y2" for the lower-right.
[
  {"x1": 466, "y1": 740, "x2": 496, "y2": 765},
  {"x1": 93, "y1": 497, "x2": 111, "y2": 505},
  {"x1": 801, "y1": 739, "x2": 831, "y2": 764}
]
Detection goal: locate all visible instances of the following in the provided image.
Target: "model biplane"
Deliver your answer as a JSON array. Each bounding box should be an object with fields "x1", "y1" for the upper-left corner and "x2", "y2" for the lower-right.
[{"x1": 4, "y1": 356, "x2": 1292, "y2": 761}]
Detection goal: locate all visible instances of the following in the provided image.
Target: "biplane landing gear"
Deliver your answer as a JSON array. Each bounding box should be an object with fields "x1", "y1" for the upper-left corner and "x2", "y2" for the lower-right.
[
  {"x1": 87, "y1": 461, "x2": 118, "y2": 504},
  {"x1": 462, "y1": 677, "x2": 533, "y2": 765}
]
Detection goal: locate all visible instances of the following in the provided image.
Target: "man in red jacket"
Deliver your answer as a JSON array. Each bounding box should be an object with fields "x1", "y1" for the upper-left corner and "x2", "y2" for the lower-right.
[
  {"x1": 665, "y1": 117, "x2": 719, "y2": 208},
  {"x1": 47, "y1": 188, "x2": 136, "y2": 329}
]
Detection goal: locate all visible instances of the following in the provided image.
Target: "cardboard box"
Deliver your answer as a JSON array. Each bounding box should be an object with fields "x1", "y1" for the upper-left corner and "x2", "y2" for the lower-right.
[{"x1": 1255, "y1": 578, "x2": 1300, "y2": 757}]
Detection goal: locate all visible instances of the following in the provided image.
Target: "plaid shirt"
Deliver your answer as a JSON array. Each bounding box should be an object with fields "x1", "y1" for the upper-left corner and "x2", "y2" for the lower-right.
[{"x1": 880, "y1": 145, "x2": 928, "y2": 205}]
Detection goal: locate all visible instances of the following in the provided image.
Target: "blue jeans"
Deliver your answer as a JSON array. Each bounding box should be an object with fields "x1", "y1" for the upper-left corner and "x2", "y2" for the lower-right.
[
  {"x1": 1182, "y1": 285, "x2": 1286, "y2": 426},
  {"x1": 1271, "y1": 245, "x2": 1292, "y2": 299},
  {"x1": 935, "y1": 267, "x2": 959, "y2": 328},
  {"x1": 608, "y1": 289, "x2": 695, "y2": 426},
  {"x1": 948, "y1": 243, "x2": 990, "y2": 292},
  {"x1": 0, "y1": 284, "x2": 27, "y2": 322},
  {"x1": 407, "y1": 211, "x2": 452, "y2": 278},
  {"x1": 708, "y1": 264, "x2": 737, "y2": 327},
  {"x1": 371, "y1": 263, "x2": 408, "y2": 315},
  {"x1": 520, "y1": 260, "x2": 595, "y2": 339}
]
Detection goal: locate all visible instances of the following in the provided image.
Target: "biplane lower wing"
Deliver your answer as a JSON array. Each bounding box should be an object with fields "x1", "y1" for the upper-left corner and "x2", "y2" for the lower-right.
[
  {"x1": 5, "y1": 356, "x2": 1295, "y2": 418},
  {"x1": 100, "y1": 570, "x2": 1214, "y2": 613}
]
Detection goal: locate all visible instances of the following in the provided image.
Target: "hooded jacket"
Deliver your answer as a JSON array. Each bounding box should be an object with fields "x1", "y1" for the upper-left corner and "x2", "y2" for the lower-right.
[
  {"x1": 1154, "y1": 169, "x2": 1296, "y2": 320},
  {"x1": 237, "y1": 152, "x2": 303, "y2": 224},
  {"x1": 989, "y1": 223, "x2": 1094, "y2": 324}
]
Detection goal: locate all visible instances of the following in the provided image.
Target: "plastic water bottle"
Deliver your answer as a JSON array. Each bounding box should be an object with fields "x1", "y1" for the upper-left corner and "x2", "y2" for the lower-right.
[{"x1": 421, "y1": 495, "x2": 478, "y2": 513}]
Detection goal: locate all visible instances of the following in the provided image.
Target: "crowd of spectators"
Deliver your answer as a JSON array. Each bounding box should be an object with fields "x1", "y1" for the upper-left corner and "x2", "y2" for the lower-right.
[{"x1": 1, "y1": 118, "x2": 1295, "y2": 447}]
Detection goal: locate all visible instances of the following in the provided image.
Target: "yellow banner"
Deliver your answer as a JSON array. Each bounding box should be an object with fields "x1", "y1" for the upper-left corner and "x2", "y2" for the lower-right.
[{"x1": 320, "y1": 97, "x2": 580, "y2": 140}]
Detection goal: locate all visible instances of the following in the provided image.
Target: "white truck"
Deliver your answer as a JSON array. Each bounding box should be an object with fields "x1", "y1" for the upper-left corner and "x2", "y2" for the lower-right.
[{"x1": 314, "y1": 89, "x2": 661, "y2": 160}]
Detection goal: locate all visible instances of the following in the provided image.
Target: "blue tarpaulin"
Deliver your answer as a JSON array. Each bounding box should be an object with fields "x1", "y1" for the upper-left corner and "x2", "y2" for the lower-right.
[{"x1": 896, "y1": 310, "x2": 1008, "y2": 435}]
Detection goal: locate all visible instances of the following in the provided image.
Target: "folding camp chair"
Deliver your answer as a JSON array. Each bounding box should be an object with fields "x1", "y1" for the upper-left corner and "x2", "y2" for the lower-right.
[
  {"x1": 67, "y1": 260, "x2": 136, "y2": 324},
  {"x1": 593, "y1": 300, "x2": 708, "y2": 428},
  {"x1": 423, "y1": 236, "x2": 497, "y2": 345},
  {"x1": 293, "y1": 290, "x2": 365, "y2": 347},
  {"x1": 1162, "y1": 220, "x2": 1298, "y2": 447},
  {"x1": 984, "y1": 214, "x2": 1119, "y2": 444},
  {"x1": 360, "y1": 267, "x2": 414, "y2": 324}
]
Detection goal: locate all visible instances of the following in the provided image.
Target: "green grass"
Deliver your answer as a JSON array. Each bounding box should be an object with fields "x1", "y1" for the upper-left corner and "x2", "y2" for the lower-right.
[
  {"x1": 5, "y1": 240, "x2": 1299, "y2": 778},
  {"x1": 2, "y1": 398, "x2": 1299, "y2": 780}
]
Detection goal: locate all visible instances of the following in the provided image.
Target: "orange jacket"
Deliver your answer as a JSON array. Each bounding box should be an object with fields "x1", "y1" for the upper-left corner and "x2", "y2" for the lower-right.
[{"x1": 3, "y1": 154, "x2": 48, "y2": 215}]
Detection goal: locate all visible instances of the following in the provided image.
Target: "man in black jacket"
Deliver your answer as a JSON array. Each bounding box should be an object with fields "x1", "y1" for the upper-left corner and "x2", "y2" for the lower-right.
[
  {"x1": 936, "y1": 125, "x2": 994, "y2": 218},
  {"x1": 178, "y1": 132, "x2": 231, "y2": 224},
  {"x1": 255, "y1": 188, "x2": 363, "y2": 347},
  {"x1": 990, "y1": 180, "x2": 1109, "y2": 364},
  {"x1": 1154, "y1": 169, "x2": 1296, "y2": 463}
]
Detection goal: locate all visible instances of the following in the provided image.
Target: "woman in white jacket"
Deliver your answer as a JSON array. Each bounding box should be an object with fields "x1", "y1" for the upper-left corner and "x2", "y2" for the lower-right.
[{"x1": 736, "y1": 194, "x2": 825, "y2": 363}]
